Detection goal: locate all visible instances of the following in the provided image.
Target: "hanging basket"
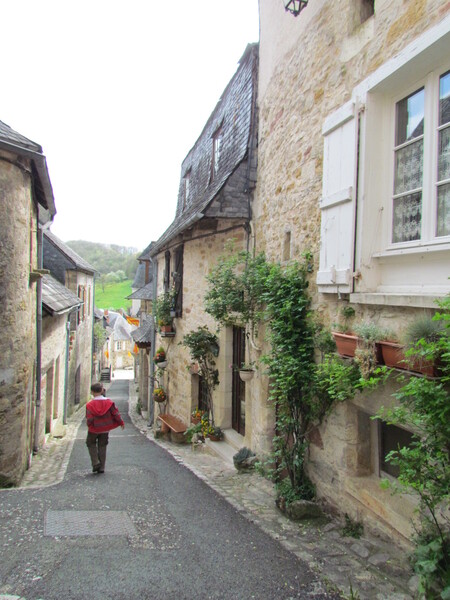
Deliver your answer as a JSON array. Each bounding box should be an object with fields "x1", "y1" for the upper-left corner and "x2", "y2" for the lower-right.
[
  {"x1": 239, "y1": 369, "x2": 255, "y2": 382},
  {"x1": 156, "y1": 360, "x2": 168, "y2": 369},
  {"x1": 153, "y1": 388, "x2": 167, "y2": 403}
]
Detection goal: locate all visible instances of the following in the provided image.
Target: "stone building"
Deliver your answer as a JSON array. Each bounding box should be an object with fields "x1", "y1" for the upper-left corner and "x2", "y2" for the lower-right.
[
  {"x1": 129, "y1": 249, "x2": 154, "y2": 414},
  {"x1": 148, "y1": 44, "x2": 258, "y2": 438},
  {"x1": 251, "y1": 0, "x2": 450, "y2": 543},
  {"x1": 43, "y1": 231, "x2": 96, "y2": 416},
  {"x1": 0, "y1": 120, "x2": 56, "y2": 486},
  {"x1": 40, "y1": 275, "x2": 82, "y2": 445}
]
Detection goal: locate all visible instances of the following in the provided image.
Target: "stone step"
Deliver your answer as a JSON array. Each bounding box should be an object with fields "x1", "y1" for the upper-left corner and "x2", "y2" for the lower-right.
[
  {"x1": 222, "y1": 428, "x2": 245, "y2": 452},
  {"x1": 204, "y1": 438, "x2": 236, "y2": 466}
]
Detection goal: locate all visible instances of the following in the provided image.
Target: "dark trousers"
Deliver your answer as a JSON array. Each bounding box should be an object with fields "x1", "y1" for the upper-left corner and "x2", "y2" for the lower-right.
[{"x1": 86, "y1": 431, "x2": 109, "y2": 470}]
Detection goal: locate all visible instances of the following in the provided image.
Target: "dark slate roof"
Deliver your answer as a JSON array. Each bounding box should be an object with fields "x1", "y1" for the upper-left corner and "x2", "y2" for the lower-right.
[
  {"x1": 150, "y1": 44, "x2": 258, "y2": 256},
  {"x1": 138, "y1": 241, "x2": 155, "y2": 261},
  {"x1": 44, "y1": 230, "x2": 96, "y2": 275},
  {"x1": 131, "y1": 318, "x2": 153, "y2": 345},
  {"x1": 127, "y1": 281, "x2": 153, "y2": 300},
  {"x1": 0, "y1": 120, "x2": 42, "y2": 152},
  {"x1": 0, "y1": 120, "x2": 56, "y2": 221},
  {"x1": 42, "y1": 274, "x2": 81, "y2": 316},
  {"x1": 131, "y1": 263, "x2": 146, "y2": 289}
]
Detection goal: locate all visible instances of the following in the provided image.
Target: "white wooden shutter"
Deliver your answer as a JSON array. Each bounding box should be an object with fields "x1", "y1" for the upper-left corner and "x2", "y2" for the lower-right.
[{"x1": 317, "y1": 101, "x2": 358, "y2": 294}]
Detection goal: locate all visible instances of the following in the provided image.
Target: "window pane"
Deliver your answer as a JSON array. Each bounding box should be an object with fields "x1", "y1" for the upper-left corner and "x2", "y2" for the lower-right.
[
  {"x1": 394, "y1": 138, "x2": 423, "y2": 195},
  {"x1": 437, "y1": 183, "x2": 450, "y2": 237},
  {"x1": 438, "y1": 126, "x2": 450, "y2": 182},
  {"x1": 393, "y1": 192, "x2": 422, "y2": 243},
  {"x1": 396, "y1": 88, "x2": 424, "y2": 145},
  {"x1": 439, "y1": 71, "x2": 450, "y2": 126},
  {"x1": 380, "y1": 422, "x2": 414, "y2": 479}
]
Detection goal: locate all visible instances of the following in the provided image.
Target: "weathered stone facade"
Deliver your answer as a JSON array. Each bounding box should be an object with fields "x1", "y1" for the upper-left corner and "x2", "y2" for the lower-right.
[
  {"x1": 253, "y1": 0, "x2": 450, "y2": 544},
  {"x1": 0, "y1": 120, "x2": 56, "y2": 486}
]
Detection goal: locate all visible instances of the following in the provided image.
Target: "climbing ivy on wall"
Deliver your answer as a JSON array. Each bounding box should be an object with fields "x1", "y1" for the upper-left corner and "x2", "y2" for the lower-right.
[{"x1": 205, "y1": 248, "x2": 360, "y2": 499}]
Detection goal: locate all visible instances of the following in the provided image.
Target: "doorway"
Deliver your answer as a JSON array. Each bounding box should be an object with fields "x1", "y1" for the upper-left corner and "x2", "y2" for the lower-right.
[{"x1": 232, "y1": 327, "x2": 246, "y2": 435}]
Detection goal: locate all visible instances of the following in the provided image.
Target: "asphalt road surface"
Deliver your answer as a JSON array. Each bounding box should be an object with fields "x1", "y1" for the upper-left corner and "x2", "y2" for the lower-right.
[{"x1": 0, "y1": 380, "x2": 341, "y2": 600}]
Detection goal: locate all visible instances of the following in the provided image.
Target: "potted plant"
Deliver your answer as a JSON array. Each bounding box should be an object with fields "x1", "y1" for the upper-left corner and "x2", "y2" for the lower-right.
[
  {"x1": 153, "y1": 387, "x2": 167, "y2": 403},
  {"x1": 237, "y1": 361, "x2": 256, "y2": 382},
  {"x1": 205, "y1": 425, "x2": 223, "y2": 442},
  {"x1": 332, "y1": 306, "x2": 358, "y2": 358},
  {"x1": 154, "y1": 346, "x2": 167, "y2": 368},
  {"x1": 191, "y1": 408, "x2": 206, "y2": 424},
  {"x1": 353, "y1": 322, "x2": 388, "y2": 376},
  {"x1": 403, "y1": 314, "x2": 445, "y2": 376},
  {"x1": 155, "y1": 292, "x2": 173, "y2": 333}
]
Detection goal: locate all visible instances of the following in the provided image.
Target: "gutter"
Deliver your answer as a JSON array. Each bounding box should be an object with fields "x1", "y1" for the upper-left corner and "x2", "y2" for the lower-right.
[
  {"x1": 33, "y1": 215, "x2": 44, "y2": 453},
  {"x1": 148, "y1": 256, "x2": 158, "y2": 427}
]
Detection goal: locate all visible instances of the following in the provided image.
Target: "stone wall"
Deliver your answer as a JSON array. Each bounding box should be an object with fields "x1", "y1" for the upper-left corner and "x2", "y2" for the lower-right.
[
  {"x1": 252, "y1": 0, "x2": 450, "y2": 543},
  {"x1": 154, "y1": 222, "x2": 247, "y2": 429},
  {"x1": 66, "y1": 271, "x2": 94, "y2": 414},
  {"x1": 0, "y1": 150, "x2": 37, "y2": 486},
  {"x1": 41, "y1": 312, "x2": 68, "y2": 442}
]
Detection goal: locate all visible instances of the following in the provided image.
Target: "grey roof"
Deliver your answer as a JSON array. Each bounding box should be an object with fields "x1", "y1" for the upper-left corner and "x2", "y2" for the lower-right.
[
  {"x1": 131, "y1": 263, "x2": 146, "y2": 289},
  {"x1": 127, "y1": 281, "x2": 153, "y2": 300},
  {"x1": 44, "y1": 230, "x2": 96, "y2": 274},
  {"x1": 131, "y1": 318, "x2": 153, "y2": 345},
  {"x1": 138, "y1": 241, "x2": 155, "y2": 261},
  {"x1": 0, "y1": 120, "x2": 56, "y2": 221},
  {"x1": 42, "y1": 275, "x2": 81, "y2": 316},
  {"x1": 102, "y1": 310, "x2": 133, "y2": 341},
  {"x1": 150, "y1": 44, "x2": 258, "y2": 256}
]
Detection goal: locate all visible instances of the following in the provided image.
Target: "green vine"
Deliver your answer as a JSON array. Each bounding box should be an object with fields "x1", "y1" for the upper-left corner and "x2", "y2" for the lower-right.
[
  {"x1": 205, "y1": 249, "x2": 360, "y2": 502},
  {"x1": 181, "y1": 326, "x2": 219, "y2": 425}
]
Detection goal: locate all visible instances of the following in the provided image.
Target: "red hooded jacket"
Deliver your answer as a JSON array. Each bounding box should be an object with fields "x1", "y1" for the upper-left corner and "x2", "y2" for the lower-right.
[{"x1": 86, "y1": 396, "x2": 124, "y2": 433}]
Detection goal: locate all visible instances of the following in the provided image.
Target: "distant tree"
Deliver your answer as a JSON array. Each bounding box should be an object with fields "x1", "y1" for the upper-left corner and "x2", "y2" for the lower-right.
[
  {"x1": 115, "y1": 269, "x2": 126, "y2": 281},
  {"x1": 105, "y1": 271, "x2": 120, "y2": 283}
]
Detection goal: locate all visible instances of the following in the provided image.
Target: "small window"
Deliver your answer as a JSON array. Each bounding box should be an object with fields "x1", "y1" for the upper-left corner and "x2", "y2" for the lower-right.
[
  {"x1": 116, "y1": 341, "x2": 122, "y2": 351},
  {"x1": 211, "y1": 126, "x2": 222, "y2": 181},
  {"x1": 77, "y1": 285, "x2": 86, "y2": 325},
  {"x1": 164, "y1": 251, "x2": 171, "y2": 293},
  {"x1": 183, "y1": 170, "x2": 191, "y2": 209},
  {"x1": 379, "y1": 421, "x2": 414, "y2": 478}
]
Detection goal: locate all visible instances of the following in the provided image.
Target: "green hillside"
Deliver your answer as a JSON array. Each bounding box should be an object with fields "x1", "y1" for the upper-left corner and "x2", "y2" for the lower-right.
[
  {"x1": 95, "y1": 279, "x2": 132, "y2": 311},
  {"x1": 66, "y1": 240, "x2": 141, "y2": 279}
]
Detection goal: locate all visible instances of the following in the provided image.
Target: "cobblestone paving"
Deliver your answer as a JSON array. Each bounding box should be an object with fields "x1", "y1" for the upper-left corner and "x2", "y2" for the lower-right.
[{"x1": 3, "y1": 380, "x2": 419, "y2": 600}]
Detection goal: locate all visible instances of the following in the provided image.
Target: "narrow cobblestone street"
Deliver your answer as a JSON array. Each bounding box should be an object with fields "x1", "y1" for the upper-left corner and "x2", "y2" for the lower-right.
[{"x1": 0, "y1": 377, "x2": 416, "y2": 600}]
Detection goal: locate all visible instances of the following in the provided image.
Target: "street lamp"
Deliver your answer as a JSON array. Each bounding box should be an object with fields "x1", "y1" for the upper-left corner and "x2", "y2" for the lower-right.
[{"x1": 284, "y1": 0, "x2": 308, "y2": 17}]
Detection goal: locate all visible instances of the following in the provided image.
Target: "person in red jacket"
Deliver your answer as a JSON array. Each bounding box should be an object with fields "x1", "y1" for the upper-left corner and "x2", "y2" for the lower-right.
[{"x1": 86, "y1": 382, "x2": 124, "y2": 474}]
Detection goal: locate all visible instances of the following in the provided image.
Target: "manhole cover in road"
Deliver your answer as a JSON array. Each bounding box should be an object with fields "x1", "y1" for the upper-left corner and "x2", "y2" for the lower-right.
[{"x1": 44, "y1": 510, "x2": 137, "y2": 537}]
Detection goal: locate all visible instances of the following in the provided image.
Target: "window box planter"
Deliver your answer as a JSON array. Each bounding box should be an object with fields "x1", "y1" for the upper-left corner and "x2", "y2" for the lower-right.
[
  {"x1": 378, "y1": 341, "x2": 438, "y2": 376},
  {"x1": 332, "y1": 332, "x2": 358, "y2": 358}
]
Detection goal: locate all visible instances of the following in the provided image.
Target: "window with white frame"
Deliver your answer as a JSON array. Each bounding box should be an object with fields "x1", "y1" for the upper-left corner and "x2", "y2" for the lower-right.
[
  {"x1": 183, "y1": 170, "x2": 191, "y2": 209},
  {"x1": 317, "y1": 24, "x2": 450, "y2": 300},
  {"x1": 392, "y1": 70, "x2": 450, "y2": 245}
]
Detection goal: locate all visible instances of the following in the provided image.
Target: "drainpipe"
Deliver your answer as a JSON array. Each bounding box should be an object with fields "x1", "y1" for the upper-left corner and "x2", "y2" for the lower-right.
[
  {"x1": 63, "y1": 319, "x2": 71, "y2": 424},
  {"x1": 33, "y1": 218, "x2": 43, "y2": 453},
  {"x1": 148, "y1": 256, "x2": 158, "y2": 428}
]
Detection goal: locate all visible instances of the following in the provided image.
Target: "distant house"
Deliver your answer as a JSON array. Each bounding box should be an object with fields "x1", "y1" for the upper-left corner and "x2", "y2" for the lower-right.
[
  {"x1": 43, "y1": 231, "x2": 96, "y2": 415},
  {"x1": 148, "y1": 44, "x2": 258, "y2": 432},
  {"x1": 0, "y1": 120, "x2": 56, "y2": 485},
  {"x1": 128, "y1": 243, "x2": 154, "y2": 413},
  {"x1": 40, "y1": 274, "x2": 81, "y2": 443}
]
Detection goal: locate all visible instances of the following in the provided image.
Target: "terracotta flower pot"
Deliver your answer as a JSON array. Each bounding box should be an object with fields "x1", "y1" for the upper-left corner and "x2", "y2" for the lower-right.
[{"x1": 332, "y1": 332, "x2": 358, "y2": 358}]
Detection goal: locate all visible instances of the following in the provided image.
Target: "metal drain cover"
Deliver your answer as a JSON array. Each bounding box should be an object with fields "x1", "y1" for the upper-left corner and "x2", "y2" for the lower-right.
[{"x1": 44, "y1": 510, "x2": 137, "y2": 537}]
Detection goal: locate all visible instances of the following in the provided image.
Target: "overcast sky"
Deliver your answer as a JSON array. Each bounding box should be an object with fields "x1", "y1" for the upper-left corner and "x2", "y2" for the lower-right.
[{"x1": 1, "y1": 0, "x2": 259, "y2": 251}]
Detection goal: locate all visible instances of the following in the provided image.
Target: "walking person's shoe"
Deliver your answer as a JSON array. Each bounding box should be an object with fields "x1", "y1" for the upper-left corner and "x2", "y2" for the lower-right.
[{"x1": 92, "y1": 463, "x2": 102, "y2": 473}]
